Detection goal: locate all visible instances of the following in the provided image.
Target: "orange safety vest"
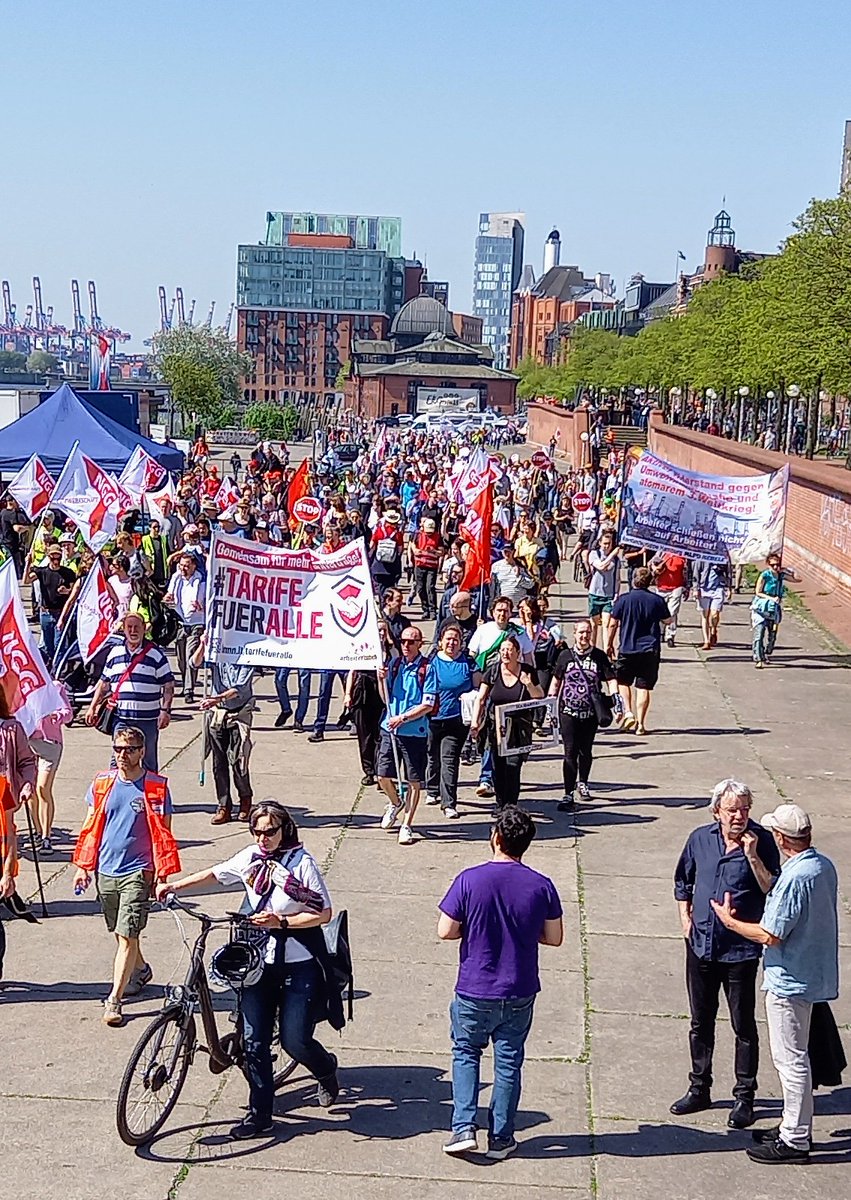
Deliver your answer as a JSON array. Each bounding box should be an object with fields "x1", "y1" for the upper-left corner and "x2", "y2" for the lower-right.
[
  {"x1": 72, "y1": 771, "x2": 181, "y2": 879},
  {"x1": 0, "y1": 776, "x2": 18, "y2": 879}
]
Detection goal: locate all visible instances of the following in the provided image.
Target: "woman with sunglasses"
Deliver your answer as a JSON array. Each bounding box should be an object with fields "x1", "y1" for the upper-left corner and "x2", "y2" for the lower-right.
[{"x1": 156, "y1": 800, "x2": 340, "y2": 1139}]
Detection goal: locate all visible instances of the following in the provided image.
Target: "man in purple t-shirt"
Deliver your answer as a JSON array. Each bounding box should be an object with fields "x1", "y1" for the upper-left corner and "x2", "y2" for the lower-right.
[{"x1": 438, "y1": 806, "x2": 563, "y2": 1160}]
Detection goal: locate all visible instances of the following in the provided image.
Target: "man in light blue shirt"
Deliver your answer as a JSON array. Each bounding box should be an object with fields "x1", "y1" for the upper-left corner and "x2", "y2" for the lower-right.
[
  {"x1": 376, "y1": 626, "x2": 434, "y2": 846},
  {"x1": 711, "y1": 803, "x2": 838, "y2": 1165}
]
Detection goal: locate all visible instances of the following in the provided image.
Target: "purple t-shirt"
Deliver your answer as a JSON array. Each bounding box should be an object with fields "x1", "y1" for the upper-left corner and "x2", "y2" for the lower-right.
[{"x1": 439, "y1": 860, "x2": 563, "y2": 999}]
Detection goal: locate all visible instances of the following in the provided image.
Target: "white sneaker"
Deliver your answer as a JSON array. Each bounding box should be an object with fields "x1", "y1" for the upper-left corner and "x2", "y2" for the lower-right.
[
  {"x1": 425, "y1": 793, "x2": 441, "y2": 806},
  {"x1": 577, "y1": 782, "x2": 591, "y2": 800},
  {"x1": 444, "y1": 806, "x2": 459, "y2": 819},
  {"x1": 380, "y1": 801, "x2": 403, "y2": 830},
  {"x1": 398, "y1": 824, "x2": 414, "y2": 845}
]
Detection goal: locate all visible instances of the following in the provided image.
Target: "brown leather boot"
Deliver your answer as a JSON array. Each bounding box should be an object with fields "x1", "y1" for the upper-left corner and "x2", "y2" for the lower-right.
[
  {"x1": 237, "y1": 799, "x2": 252, "y2": 822},
  {"x1": 210, "y1": 807, "x2": 232, "y2": 825}
]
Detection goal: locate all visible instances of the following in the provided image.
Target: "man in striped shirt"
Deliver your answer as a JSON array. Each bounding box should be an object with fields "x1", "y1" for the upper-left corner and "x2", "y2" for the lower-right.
[{"x1": 85, "y1": 613, "x2": 175, "y2": 772}]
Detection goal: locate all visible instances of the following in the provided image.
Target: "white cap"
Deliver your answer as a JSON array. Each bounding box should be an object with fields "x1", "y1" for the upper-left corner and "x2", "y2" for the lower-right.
[{"x1": 761, "y1": 803, "x2": 811, "y2": 837}]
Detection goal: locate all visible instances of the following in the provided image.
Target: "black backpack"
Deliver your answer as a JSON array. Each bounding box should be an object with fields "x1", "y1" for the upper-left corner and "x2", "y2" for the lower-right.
[{"x1": 150, "y1": 596, "x2": 179, "y2": 648}]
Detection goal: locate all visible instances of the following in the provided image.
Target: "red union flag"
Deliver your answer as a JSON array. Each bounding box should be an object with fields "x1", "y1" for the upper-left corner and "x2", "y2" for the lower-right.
[
  {"x1": 76, "y1": 559, "x2": 115, "y2": 664},
  {"x1": 6, "y1": 453, "x2": 55, "y2": 519},
  {"x1": 146, "y1": 474, "x2": 178, "y2": 520},
  {"x1": 454, "y1": 449, "x2": 497, "y2": 592},
  {"x1": 51, "y1": 445, "x2": 122, "y2": 552},
  {"x1": 214, "y1": 477, "x2": 240, "y2": 513},
  {"x1": 0, "y1": 559, "x2": 65, "y2": 735},
  {"x1": 119, "y1": 444, "x2": 165, "y2": 501}
]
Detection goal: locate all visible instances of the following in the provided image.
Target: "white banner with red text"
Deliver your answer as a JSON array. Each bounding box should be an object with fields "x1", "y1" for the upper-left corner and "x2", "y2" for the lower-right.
[{"x1": 206, "y1": 533, "x2": 382, "y2": 670}]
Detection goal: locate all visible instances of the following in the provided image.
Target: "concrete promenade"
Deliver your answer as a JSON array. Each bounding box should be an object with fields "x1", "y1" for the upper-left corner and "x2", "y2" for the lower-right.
[{"x1": 0, "y1": 571, "x2": 849, "y2": 1200}]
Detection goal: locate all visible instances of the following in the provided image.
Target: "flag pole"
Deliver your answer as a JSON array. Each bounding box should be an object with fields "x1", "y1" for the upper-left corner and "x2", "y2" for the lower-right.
[{"x1": 21, "y1": 800, "x2": 48, "y2": 918}]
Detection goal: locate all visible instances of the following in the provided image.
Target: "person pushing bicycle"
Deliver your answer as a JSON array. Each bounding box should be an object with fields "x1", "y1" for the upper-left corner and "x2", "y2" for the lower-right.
[{"x1": 156, "y1": 800, "x2": 341, "y2": 1139}]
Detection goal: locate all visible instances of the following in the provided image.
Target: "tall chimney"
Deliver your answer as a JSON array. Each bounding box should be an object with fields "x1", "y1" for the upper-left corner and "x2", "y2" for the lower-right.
[{"x1": 543, "y1": 228, "x2": 561, "y2": 273}]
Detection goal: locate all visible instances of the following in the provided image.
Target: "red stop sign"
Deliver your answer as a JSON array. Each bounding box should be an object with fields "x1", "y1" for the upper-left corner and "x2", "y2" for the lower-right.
[
  {"x1": 531, "y1": 450, "x2": 551, "y2": 469},
  {"x1": 292, "y1": 496, "x2": 322, "y2": 524},
  {"x1": 572, "y1": 492, "x2": 593, "y2": 513}
]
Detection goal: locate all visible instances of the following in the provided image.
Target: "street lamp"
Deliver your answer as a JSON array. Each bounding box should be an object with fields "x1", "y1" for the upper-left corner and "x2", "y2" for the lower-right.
[
  {"x1": 786, "y1": 384, "x2": 801, "y2": 452},
  {"x1": 737, "y1": 386, "x2": 749, "y2": 441},
  {"x1": 670, "y1": 385, "x2": 681, "y2": 424},
  {"x1": 706, "y1": 387, "x2": 717, "y2": 428}
]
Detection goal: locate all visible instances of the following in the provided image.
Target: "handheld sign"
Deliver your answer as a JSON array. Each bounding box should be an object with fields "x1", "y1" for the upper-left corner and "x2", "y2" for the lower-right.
[
  {"x1": 531, "y1": 450, "x2": 551, "y2": 469},
  {"x1": 572, "y1": 492, "x2": 593, "y2": 513},
  {"x1": 292, "y1": 496, "x2": 322, "y2": 524}
]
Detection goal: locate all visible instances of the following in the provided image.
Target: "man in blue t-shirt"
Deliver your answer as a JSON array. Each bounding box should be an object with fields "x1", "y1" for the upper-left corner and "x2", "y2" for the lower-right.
[
  {"x1": 438, "y1": 806, "x2": 563, "y2": 1160},
  {"x1": 606, "y1": 565, "x2": 671, "y2": 734},
  {"x1": 376, "y1": 625, "x2": 434, "y2": 847}
]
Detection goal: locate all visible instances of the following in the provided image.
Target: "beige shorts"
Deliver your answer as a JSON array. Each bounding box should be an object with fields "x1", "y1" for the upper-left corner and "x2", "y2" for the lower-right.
[{"x1": 29, "y1": 737, "x2": 63, "y2": 772}]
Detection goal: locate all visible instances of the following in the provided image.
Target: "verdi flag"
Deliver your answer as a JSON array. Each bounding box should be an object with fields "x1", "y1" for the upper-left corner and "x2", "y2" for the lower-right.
[
  {"x1": 50, "y1": 443, "x2": 123, "y2": 553},
  {"x1": 119, "y1": 444, "x2": 165, "y2": 500},
  {"x1": 0, "y1": 558, "x2": 65, "y2": 735},
  {"x1": 460, "y1": 480, "x2": 494, "y2": 592},
  {"x1": 146, "y1": 474, "x2": 178, "y2": 521},
  {"x1": 75, "y1": 558, "x2": 115, "y2": 664},
  {"x1": 286, "y1": 459, "x2": 311, "y2": 530},
  {"x1": 6, "y1": 453, "x2": 55, "y2": 520}
]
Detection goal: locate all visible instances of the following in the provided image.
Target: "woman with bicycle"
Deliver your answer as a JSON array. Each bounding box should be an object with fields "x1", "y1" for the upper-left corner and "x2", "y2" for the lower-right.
[{"x1": 157, "y1": 800, "x2": 340, "y2": 1139}]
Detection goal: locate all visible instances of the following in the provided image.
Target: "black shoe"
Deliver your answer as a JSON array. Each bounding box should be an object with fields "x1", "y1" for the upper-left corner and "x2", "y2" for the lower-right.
[
  {"x1": 229, "y1": 1115, "x2": 274, "y2": 1139},
  {"x1": 184, "y1": 691, "x2": 195, "y2": 704},
  {"x1": 293, "y1": 722, "x2": 305, "y2": 733},
  {"x1": 728, "y1": 1099, "x2": 755, "y2": 1129},
  {"x1": 316, "y1": 1054, "x2": 339, "y2": 1107},
  {"x1": 275, "y1": 711, "x2": 292, "y2": 729},
  {"x1": 746, "y1": 1137, "x2": 810, "y2": 1164},
  {"x1": 669, "y1": 1089, "x2": 712, "y2": 1116},
  {"x1": 308, "y1": 731, "x2": 325, "y2": 743},
  {"x1": 751, "y1": 1125, "x2": 811, "y2": 1149},
  {"x1": 361, "y1": 774, "x2": 376, "y2": 786},
  {"x1": 557, "y1": 794, "x2": 575, "y2": 812}
]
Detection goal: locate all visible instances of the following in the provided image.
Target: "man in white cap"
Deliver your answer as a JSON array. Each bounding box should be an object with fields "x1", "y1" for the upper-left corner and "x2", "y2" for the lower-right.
[{"x1": 711, "y1": 803, "x2": 839, "y2": 1164}]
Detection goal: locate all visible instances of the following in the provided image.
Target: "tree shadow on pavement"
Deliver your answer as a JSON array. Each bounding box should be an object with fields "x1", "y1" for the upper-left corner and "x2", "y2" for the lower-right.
[{"x1": 139, "y1": 1062, "x2": 551, "y2": 1163}]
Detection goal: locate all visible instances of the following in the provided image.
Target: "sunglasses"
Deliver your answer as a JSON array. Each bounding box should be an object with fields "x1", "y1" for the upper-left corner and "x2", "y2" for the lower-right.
[
  {"x1": 112, "y1": 744, "x2": 143, "y2": 754},
  {"x1": 251, "y1": 825, "x2": 282, "y2": 839}
]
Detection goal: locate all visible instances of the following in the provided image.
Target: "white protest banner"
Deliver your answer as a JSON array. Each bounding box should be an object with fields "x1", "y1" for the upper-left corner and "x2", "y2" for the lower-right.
[
  {"x1": 206, "y1": 532, "x2": 382, "y2": 670},
  {"x1": 76, "y1": 559, "x2": 115, "y2": 663},
  {"x1": 621, "y1": 451, "x2": 789, "y2": 564},
  {"x1": 6, "y1": 454, "x2": 55, "y2": 520},
  {"x1": 0, "y1": 558, "x2": 65, "y2": 735}
]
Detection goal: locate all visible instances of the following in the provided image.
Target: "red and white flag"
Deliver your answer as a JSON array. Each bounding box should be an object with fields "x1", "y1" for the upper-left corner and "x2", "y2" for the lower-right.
[
  {"x1": 119, "y1": 445, "x2": 165, "y2": 500},
  {"x1": 456, "y1": 449, "x2": 497, "y2": 592},
  {"x1": 146, "y1": 474, "x2": 178, "y2": 520},
  {"x1": 0, "y1": 559, "x2": 65, "y2": 735},
  {"x1": 75, "y1": 559, "x2": 116, "y2": 664},
  {"x1": 109, "y1": 473, "x2": 136, "y2": 516},
  {"x1": 371, "y1": 424, "x2": 389, "y2": 464},
  {"x1": 6, "y1": 454, "x2": 55, "y2": 520},
  {"x1": 214, "y1": 476, "x2": 240, "y2": 513},
  {"x1": 51, "y1": 445, "x2": 123, "y2": 553}
]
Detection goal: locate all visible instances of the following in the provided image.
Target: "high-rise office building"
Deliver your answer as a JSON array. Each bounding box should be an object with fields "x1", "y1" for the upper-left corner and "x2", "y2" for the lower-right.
[
  {"x1": 472, "y1": 212, "x2": 525, "y2": 369},
  {"x1": 264, "y1": 211, "x2": 402, "y2": 257}
]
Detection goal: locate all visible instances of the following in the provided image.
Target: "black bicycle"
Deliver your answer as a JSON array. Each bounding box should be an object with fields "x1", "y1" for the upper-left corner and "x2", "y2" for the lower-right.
[{"x1": 115, "y1": 896, "x2": 297, "y2": 1146}]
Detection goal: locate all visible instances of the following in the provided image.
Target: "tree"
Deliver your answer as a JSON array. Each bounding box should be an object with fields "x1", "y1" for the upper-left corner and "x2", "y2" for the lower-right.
[
  {"x1": 335, "y1": 360, "x2": 351, "y2": 390},
  {"x1": 0, "y1": 350, "x2": 27, "y2": 372},
  {"x1": 244, "y1": 401, "x2": 300, "y2": 440},
  {"x1": 150, "y1": 325, "x2": 252, "y2": 429},
  {"x1": 26, "y1": 349, "x2": 61, "y2": 373}
]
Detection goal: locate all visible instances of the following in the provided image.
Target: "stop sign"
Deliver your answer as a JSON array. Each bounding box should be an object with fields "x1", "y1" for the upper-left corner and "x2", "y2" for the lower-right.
[
  {"x1": 531, "y1": 450, "x2": 551, "y2": 469},
  {"x1": 292, "y1": 496, "x2": 322, "y2": 524},
  {"x1": 572, "y1": 492, "x2": 593, "y2": 513}
]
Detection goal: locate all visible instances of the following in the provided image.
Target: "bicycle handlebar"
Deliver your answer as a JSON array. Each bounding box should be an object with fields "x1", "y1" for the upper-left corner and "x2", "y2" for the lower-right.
[{"x1": 160, "y1": 894, "x2": 252, "y2": 927}]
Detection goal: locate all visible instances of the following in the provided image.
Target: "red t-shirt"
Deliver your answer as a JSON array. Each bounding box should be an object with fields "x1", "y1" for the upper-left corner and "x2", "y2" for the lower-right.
[{"x1": 655, "y1": 554, "x2": 687, "y2": 590}]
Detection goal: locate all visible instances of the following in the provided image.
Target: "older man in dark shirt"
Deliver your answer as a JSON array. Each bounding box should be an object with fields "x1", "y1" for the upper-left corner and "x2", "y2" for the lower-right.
[{"x1": 672, "y1": 779, "x2": 780, "y2": 1128}]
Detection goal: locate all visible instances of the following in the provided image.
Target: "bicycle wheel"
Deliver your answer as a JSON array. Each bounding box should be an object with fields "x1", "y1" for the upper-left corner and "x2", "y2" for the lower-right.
[
  {"x1": 273, "y1": 1051, "x2": 299, "y2": 1089},
  {"x1": 116, "y1": 1009, "x2": 196, "y2": 1146}
]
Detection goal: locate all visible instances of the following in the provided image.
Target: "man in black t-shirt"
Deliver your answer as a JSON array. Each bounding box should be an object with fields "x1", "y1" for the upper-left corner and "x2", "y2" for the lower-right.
[
  {"x1": 606, "y1": 567, "x2": 671, "y2": 735},
  {"x1": 550, "y1": 618, "x2": 615, "y2": 811},
  {"x1": 0, "y1": 497, "x2": 27, "y2": 577},
  {"x1": 25, "y1": 545, "x2": 76, "y2": 668}
]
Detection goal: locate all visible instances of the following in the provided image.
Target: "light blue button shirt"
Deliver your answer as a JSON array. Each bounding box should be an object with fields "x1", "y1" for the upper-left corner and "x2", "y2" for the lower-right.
[{"x1": 761, "y1": 848, "x2": 839, "y2": 1002}]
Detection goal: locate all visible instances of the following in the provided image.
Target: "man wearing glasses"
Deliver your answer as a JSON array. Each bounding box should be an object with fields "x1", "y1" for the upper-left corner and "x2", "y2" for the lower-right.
[
  {"x1": 377, "y1": 625, "x2": 433, "y2": 846},
  {"x1": 671, "y1": 780, "x2": 780, "y2": 1128},
  {"x1": 72, "y1": 726, "x2": 180, "y2": 1028}
]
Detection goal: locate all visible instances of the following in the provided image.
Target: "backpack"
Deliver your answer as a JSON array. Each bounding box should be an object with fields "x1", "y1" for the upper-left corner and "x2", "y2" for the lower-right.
[
  {"x1": 150, "y1": 596, "x2": 179, "y2": 648},
  {"x1": 387, "y1": 655, "x2": 437, "y2": 716}
]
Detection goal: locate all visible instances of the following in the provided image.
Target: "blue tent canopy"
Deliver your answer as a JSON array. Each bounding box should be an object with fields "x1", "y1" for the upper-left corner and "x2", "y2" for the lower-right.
[{"x1": 0, "y1": 382, "x2": 184, "y2": 475}]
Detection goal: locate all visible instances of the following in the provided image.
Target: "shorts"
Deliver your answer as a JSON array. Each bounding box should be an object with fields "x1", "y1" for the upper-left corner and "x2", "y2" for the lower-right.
[
  {"x1": 376, "y1": 730, "x2": 428, "y2": 785},
  {"x1": 615, "y1": 651, "x2": 661, "y2": 691},
  {"x1": 698, "y1": 589, "x2": 726, "y2": 613},
  {"x1": 588, "y1": 594, "x2": 614, "y2": 618},
  {"x1": 29, "y1": 737, "x2": 62, "y2": 772},
  {"x1": 96, "y1": 870, "x2": 154, "y2": 938}
]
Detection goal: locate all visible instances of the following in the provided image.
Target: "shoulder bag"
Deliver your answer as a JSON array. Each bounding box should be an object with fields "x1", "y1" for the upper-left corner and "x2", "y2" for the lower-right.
[{"x1": 93, "y1": 644, "x2": 153, "y2": 736}]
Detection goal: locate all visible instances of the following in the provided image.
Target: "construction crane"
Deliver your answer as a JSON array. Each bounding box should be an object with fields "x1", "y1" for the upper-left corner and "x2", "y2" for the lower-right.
[
  {"x1": 33, "y1": 277, "x2": 46, "y2": 331},
  {"x1": 158, "y1": 285, "x2": 171, "y2": 332},
  {"x1": 223, "y1": 302, "x2": 234, "y2": 336},
  {"x1": 86, "y1": 279, "x2": 131, "y2": 344},
  {"x1": 175, "y1": 287, "x2": 186, "y2": 327},
  {"x1": 167, "y1": 295, "x2": 176, "y2": 327},
  {"x1": 187, "y1": 298, "x2": 196, "y2": 326},
  {"x1": 205, "y1": 300, "x2": 216, "y2": 327}
]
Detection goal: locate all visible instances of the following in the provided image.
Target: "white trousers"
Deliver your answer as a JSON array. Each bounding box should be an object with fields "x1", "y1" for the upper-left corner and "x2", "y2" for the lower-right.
[
  {"x1": 660, "y1": 587, "x2": 683, "y2": 635},
  {"x1": 765, "y1": 991, "x2": 813, "y2": 1149}
]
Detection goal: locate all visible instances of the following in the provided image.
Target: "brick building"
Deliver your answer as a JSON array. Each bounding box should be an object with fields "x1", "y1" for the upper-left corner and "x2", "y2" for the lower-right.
[
  {"x1": 346, "y1": 295, "x2": 518, "y2": 420},
  {"x1": 510, "y1": 264, "x2": 616, "y2": 367}
]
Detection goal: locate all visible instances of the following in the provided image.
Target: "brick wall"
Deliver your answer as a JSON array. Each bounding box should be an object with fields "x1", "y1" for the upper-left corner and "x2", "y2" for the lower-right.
[
  {"x1": 527, "y1": 401, "x2": 591, "y2": 469},
  {"x1": 648, "y1": 415, "x2": 851, "y2": 603}
]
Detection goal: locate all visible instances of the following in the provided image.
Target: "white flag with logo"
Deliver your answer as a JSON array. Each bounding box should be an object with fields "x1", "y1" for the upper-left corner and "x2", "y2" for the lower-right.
[
  {"x1": 76, "y1": 559, "x2": 116, "y2": 664},
  {"x1": 0, "y1": 559, "x2": 65, "y2": 735},
  {"x1": 50, "y1": 444, "x2": 123, "y2": 553},
  {"x1": 119, "y1": 445, "x2": 165, "y2": 500},
  {"x1": 6, "y1": 453, "x2": 55, "y2": 520},
  {"x1": 146, "y1": 474, "x2": 178, "y2": 520}
]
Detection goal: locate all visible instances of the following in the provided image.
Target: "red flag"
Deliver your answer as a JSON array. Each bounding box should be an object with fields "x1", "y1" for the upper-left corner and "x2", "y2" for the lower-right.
[
  {"x1": 75, "y1": 559, "x2": 115, "y2": 663},
  {"x1": 214, "y1": 477, "x2": 240, "y2": 512},
  {"x1": 0, "y1": 559, "x2": 65, "y2": 734},
  {"x1": 51, "y1": 445, "x2": 122, "y2": 552},
  {"x1": 119, "y1": 445, "x2": 165, "y2": 499},
  {"x1": 460, "y1": 481, "x2": 494, "y2": 592},
  {"x1": 286, "y1": 460, "x2": 310, "y2": 531},
  {"x1": 7, "y1": 454, "x2": 55, "y2": 519}
]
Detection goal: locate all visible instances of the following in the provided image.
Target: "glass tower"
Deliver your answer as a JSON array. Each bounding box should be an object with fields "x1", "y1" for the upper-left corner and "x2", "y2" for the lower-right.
[{"x1": 472, "y1": 212, "x2": 525, "y2": 369}]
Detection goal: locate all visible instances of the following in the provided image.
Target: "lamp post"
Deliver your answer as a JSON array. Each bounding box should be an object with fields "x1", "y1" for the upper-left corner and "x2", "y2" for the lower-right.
[
  {"x1": 737, "y1": 386, "x2": 749, "y2": 441},
  {"x1": 706, "y1": 387, "x2": 717, "y2": 429},
  {"x1": 786, "y1": 384, "x2": 800, "y2": 453},
  {"x1": 670, "y1": 385, "x2": 681, "y2": 425},
  {"x1": 765, "y1": 390, "x2": 775, "y2": 449},
  {"x1": 806, "y1": 380, "x2": 824, "y2": 459}
]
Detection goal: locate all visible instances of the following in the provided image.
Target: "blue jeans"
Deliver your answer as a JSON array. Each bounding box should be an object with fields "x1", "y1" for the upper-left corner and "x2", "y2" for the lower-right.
[
  {"x1": 313, "y1": 670, "x2": 345, "y2": 734},
  {"x1": 274, "y1": 667, "x2": 311, "y2": 723},
  {"x1": 753, "y1": 618, "x2": 778, "y2": 664},
  {"x1": 112, "y1": 717, "x2": 160, "y2": 773},
  {"x1": 39, "y1": 610, "x2": 59, "y2": 666},
  {"x1": 479, "y1": 745, "x2": 494, "y2": 787},
  {"x1": 450, "y1": 992, "x2": 536, "y2": 1139},
  {"x1": 241, "y1": 958, "x2": 336, "y2": 1122}
]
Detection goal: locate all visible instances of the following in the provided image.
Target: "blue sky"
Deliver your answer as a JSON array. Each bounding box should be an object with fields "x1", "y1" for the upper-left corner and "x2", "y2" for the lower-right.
[{"x1": 2, "y1": 0, "x2": 849, "y2": 349}]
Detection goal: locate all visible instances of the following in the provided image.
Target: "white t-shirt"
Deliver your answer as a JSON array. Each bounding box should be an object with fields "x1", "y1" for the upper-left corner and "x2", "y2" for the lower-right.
[{"x1": 212, "y1": 844, "x2": 331, "y2": 964}]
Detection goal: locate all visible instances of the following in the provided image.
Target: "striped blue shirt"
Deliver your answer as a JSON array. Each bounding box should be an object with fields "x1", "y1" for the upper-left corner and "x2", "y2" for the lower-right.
[{"x1": 104, "y1": 641, "x2": 174, "y2": 720}]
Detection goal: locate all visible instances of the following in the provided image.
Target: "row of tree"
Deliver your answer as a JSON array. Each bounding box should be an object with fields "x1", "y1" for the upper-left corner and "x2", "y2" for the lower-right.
[{"x1": 516, "y1": 194, "x2": 851, "y2": 401}]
